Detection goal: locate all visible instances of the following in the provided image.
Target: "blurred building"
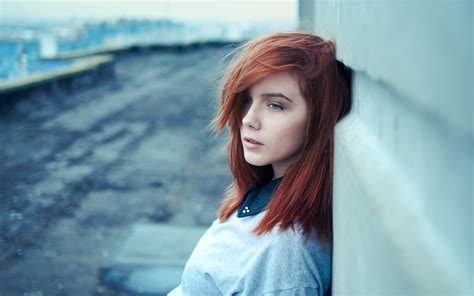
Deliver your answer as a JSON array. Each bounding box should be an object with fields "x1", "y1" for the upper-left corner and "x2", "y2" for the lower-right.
[{"x1": 0, "y1": 18, "x2": 295, "y2": 82}]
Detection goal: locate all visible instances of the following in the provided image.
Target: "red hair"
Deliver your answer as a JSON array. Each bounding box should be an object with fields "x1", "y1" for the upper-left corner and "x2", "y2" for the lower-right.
[{"x1": 210, "y1": 32, "x2": 351, "y2": 245}]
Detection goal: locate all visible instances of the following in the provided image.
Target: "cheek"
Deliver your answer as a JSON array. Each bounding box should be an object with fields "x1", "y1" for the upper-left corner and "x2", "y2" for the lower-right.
[{"x1": 271, "y1": 119, "x2": 307, "y2": 150}]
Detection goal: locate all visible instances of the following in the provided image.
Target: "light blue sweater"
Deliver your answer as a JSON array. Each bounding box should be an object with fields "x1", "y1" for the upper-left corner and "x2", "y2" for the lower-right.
[{"x1": 168, "y1": 178, "x2": 332, "y2": 295}]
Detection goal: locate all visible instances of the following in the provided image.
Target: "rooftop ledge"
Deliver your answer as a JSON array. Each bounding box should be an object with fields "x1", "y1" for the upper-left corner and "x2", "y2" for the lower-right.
[
  {"x1": 43, "y1": 44, "x2": 132, "y2": 60},
  {"x1": 0, "y1": 54, "x2": 114, "y2": 96},
  {"x1": 43, "y1": 39, "x2": 238, "y2": 60}
]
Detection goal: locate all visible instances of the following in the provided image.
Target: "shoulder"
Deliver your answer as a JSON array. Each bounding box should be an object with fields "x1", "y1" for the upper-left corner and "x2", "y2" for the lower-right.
[
  {"x1": 239, "y1": 226, "x2": 331, "y2": 295},
  {"x1": 265, "y1": 226, "x2": 333, "y2": 294},
  {"x1": 267, "y1": 224, "x2": 331, "y2": 261}
]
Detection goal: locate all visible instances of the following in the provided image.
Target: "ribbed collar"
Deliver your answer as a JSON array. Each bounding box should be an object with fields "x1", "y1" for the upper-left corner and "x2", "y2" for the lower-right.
[{"x1": 237, "y1": 176, "x2": 284, "y2": 218}]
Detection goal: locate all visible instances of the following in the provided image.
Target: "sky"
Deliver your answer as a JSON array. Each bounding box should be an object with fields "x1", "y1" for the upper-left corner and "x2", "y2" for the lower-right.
[{"x1": 0, "y1": 0, "x2": 298, "y2": 23}]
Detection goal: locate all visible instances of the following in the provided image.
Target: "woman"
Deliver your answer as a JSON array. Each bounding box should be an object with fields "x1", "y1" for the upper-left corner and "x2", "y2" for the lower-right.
[{"x1": 168, "y1": 32, "x2": 351, "y2": 296}]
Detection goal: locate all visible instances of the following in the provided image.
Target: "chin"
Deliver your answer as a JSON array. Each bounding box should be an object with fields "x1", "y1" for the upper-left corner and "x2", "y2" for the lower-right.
[{"x1": 243, "y1": 155, "x2": 270, "y2": 167}]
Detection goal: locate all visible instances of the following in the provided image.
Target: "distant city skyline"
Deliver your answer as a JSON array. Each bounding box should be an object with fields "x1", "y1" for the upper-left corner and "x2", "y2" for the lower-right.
[{"x1": 1, "y1": 0, "x2": 298, "y2": 23}]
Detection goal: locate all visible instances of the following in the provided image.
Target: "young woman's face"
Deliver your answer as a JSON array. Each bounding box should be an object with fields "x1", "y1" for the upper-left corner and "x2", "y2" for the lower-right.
[{"x1": 240, "y1": 71, "x2": 308, "y2": 178}]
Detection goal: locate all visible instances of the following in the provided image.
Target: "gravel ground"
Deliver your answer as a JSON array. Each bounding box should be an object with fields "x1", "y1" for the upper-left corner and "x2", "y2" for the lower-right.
[{"x1": 0, "y1": 45, "x2": 235, "y2": 296}]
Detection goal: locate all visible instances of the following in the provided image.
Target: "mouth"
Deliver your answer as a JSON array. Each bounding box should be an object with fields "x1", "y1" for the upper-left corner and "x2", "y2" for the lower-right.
[{"x1": 243, "y1": 137, "x2": 264, "y2": 145}]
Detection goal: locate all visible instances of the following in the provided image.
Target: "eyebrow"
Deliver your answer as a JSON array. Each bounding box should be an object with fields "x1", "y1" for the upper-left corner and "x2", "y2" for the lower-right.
[{"x1": 261, "y1": 93, "x2": 293, "y2": 103}]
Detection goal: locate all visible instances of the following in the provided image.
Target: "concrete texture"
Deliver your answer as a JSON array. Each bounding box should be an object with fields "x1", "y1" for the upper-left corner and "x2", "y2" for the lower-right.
[
  {"x1": 299, "y1": 0, "x2": 473, "y2": 295},
  {"x1": 0, "y1": 45, "x2": 234, "y2": 295},
  {"x1": 99, "y1": 266, "x2": 184, "y2": 296},
  {"x1": 312, "y1": 0, "x2": 472, "y2": 135},
  {"x1": 112, "y1": 223, "x2": 207, "y2": 267},
  {"x1": 98, "y1": 223, "x2": 208, "y2": 295}
]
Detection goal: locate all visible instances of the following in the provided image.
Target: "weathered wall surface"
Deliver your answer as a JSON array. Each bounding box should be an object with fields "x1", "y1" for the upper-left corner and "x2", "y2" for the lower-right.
[{"x1": 299, "y1": 0, "x2": 473, "y2": 294}]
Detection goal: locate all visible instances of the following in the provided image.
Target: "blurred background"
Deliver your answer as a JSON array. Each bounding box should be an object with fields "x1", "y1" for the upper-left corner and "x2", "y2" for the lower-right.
[
  {"x1": 0, "y1": 0, "x2": 298, "y2": 295},
  {"x1": 1, "y1": 0, "x2": 297, "y2": 80}
]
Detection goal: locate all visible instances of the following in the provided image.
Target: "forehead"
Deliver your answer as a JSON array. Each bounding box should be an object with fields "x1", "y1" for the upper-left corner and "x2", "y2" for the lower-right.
[{"x1": 248, "y1": 71, "x2": 303, "y2": 101}]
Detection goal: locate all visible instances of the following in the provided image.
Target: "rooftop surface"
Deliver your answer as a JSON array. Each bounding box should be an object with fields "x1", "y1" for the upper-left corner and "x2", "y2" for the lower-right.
[{"x1": 0, "y1": 45, "x2": 234, "y2": 295}]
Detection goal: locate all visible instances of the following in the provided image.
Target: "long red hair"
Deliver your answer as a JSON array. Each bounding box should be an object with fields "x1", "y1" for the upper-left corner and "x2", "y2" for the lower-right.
[{"x1": 210, "y1": 32, "x2": 351, "y2": 245}]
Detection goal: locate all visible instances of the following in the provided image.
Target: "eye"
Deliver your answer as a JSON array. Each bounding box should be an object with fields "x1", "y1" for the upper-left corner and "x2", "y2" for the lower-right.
[
  {"x1": 243, "y1": 97, "x2": 252, "y2": 107},
  {"x1": 268, "y1": 103, "x2": 284, "y2": 111}
]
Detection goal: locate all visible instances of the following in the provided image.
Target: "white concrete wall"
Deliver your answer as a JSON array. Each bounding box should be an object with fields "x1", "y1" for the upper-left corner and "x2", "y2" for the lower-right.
[{"x1": 299, "y1": 0, "x2": 473, "y2": 295}]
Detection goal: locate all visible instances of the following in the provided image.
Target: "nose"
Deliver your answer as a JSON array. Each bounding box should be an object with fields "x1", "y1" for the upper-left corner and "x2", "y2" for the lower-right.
[{"x1": 242, "y1": 103, "x2": 261, "y2": 130}]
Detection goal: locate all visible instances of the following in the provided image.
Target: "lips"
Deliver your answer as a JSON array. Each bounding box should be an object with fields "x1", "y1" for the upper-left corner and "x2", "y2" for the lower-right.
[{"x1": 243, "y1": 137, "x2": 263, "y2": 145}]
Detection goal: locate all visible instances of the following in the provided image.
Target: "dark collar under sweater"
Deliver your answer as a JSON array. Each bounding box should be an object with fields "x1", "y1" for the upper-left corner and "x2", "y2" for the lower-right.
[{"x1": 237, "y1": 176, "x2": 284, "y2": 218}]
